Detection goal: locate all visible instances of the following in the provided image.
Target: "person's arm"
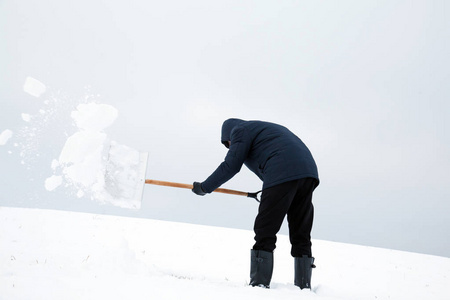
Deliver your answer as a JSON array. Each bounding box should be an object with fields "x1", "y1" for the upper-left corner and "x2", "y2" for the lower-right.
[{"x1": 198, "y1": 126, "x2": 251, "y2": 194}]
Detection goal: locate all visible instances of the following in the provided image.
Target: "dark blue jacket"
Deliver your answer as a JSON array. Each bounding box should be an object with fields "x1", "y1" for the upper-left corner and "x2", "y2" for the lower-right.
[{"x1": 202, "y1": 119, "x2": 319, "y2": 193}]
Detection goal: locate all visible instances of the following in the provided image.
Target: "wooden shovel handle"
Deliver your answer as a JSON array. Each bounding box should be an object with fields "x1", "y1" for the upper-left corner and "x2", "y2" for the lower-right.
[{"x1": 145, "y1": 179, "x2": 248, "y2": 197}]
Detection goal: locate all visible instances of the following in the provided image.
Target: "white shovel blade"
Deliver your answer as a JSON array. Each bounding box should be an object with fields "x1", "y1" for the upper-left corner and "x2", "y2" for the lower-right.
[{"x1": 104, "y1": 142, "x2": 148, "y2": 209}]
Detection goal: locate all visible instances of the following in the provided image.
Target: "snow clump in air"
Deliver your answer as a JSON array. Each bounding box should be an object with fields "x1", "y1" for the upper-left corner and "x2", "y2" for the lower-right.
[
  {"x1": 23, "y1": 76, "x2": 47, "y2": 97},
  {"x1": 0, "y1": 129, "x2": 13, "y2": 146}
]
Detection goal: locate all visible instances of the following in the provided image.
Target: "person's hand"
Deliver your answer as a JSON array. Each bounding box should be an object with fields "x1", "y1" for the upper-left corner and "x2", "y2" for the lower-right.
[{"x1": 192, "y1": 182, "x2": 207, "y2": 196}]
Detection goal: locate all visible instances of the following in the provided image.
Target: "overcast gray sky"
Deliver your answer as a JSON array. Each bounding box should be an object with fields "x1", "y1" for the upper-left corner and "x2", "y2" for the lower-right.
[{"x1": 1, "y1": 0, "x2": 449, "y2": 257}]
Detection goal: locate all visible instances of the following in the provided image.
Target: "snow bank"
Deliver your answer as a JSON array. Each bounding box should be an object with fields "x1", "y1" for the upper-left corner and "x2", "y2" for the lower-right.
[{"x1": 1, "y1": 207, "x2": 449, "y2": 300}]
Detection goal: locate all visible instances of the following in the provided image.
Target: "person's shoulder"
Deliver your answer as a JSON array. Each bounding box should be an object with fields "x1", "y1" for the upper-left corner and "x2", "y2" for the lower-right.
[
  {"x1": 247, "y1": 120, "x2": 280, "y2": 126},
  {"x1": 230, "y1": 122, "x2": 253, "y2": 140}
]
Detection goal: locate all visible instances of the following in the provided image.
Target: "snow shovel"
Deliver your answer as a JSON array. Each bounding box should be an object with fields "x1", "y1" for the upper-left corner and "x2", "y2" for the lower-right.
[
  {"x1": 145, "y1": 179, "x2": 261, "y2": 202},
  {"x1": 103, "y1": 143, "x2": 149, "y2": 210},
  {"x1": 104, "y1": 144, "x2": 260, "y2": 210}
]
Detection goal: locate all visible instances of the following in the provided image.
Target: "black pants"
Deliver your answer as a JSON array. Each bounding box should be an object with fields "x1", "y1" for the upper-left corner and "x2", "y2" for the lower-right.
[{"x1": 253, "y1": 177, "x2": 317, "y2": 257}]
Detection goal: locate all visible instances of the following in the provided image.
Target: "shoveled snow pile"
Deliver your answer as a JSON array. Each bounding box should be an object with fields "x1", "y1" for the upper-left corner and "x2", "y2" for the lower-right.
[{"x1": 1, "y1": 207, "x2": 449, "y2": 300}]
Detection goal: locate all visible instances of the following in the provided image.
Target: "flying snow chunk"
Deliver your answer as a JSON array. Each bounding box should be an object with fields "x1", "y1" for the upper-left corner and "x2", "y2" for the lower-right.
[
  {"x1": 71, "y1": 103, "x2": 118, "y2": 131},
  {"x1": 21, "y1": 113, "x2": 31, "y2": 122},
  {"x1": 50, "y1": 159, "x2": 60, "y2": 170},
  {"x1": 23, "y1": 77, "x2": 47, "y2": 97},
  {"x1": 0, "y1": 129, "x2": 13, "y2": 145},
  {"x1": 45, "y1": 175, "x2": 63, "y2": 191}
]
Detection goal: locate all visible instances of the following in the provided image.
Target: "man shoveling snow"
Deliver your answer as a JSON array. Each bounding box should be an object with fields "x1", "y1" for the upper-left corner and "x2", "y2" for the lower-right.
[{"x1": 192, "y1": 118, "x2": 319, "y2": 289}]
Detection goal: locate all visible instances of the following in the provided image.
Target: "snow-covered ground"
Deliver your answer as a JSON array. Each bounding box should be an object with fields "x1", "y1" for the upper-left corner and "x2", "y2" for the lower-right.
[{"x1": 1, "y1": 207, "x2": 449, "y2": 300}]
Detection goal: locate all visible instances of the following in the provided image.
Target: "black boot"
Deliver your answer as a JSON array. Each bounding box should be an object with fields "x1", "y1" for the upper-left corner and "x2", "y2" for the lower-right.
[
  {"x1": 249, "y1": 249, "x2": 274, "y2": 288},
  {"x1": 294, "y1": 255, "x2": 316, "y2": 289}
]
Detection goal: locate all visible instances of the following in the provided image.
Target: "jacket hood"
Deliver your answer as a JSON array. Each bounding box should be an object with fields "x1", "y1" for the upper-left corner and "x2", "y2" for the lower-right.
[{"x1": 221, "y1": 118, "x2": 245, "y2": 148}]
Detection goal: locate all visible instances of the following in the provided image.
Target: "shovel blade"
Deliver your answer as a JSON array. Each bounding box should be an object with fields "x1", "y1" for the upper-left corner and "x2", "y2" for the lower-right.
[{"x1": 104, "y1": 142, "x2": 148, "y2": 209}]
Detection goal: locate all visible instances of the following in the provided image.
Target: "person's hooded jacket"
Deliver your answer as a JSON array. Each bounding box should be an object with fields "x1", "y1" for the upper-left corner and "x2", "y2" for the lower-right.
[{"x1": 201, "y1": 119, "x2": 319, "y2": 193}]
